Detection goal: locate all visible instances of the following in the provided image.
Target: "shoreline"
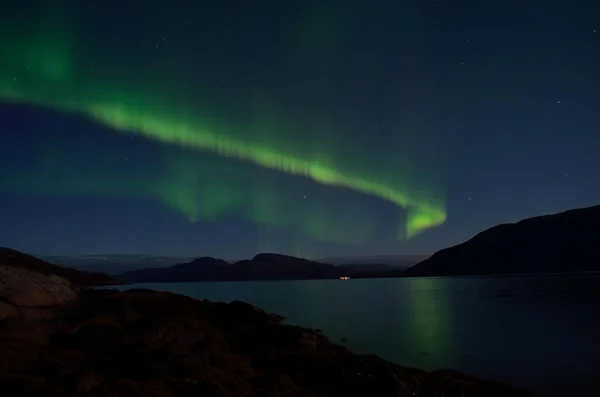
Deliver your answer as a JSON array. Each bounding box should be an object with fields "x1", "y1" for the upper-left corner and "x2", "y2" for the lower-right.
[
  {"x1": 0, "y1": 287, "x2": 533, "y2": 396},
  {"x1": 101, "y1": 269, "x2": 600, "y2": 286}
]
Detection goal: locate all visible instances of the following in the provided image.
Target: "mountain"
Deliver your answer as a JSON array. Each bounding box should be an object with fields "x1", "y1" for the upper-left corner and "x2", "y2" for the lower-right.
[
  {"x1": 118, "y1": 256, "x2": 231, "y2": 282},
  {"x1": 1, "y1": 247, "x2": 118, "y2": 286},
  {"x1": 320, "y1": 254, "x2": 430, "y2": 270},
  {"x1": 41, "y1": 254, "x2": 195, "y2": 275},
  {"x1": 118, "y1": 253, "x2": 356, "y2": 283},
  {"x1": 405, "y1": 205, "x2": 600, "y2": 277}
]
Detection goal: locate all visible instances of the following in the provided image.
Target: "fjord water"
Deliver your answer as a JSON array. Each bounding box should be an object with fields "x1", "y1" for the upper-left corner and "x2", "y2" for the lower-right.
[{"x1": 111, "y1": 274, "x2": 600, "y2": 397}]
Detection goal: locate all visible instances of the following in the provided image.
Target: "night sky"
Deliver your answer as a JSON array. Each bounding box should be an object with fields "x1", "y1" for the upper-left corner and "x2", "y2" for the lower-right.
[{"x1": 1, "y1": 0, "x2": 599, "y2": 259}]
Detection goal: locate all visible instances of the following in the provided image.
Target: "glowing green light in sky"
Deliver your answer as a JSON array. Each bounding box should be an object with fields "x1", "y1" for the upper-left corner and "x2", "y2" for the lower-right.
[
  {"x1": 1, "y1": 142, "x2": 379, "y2": 245},
  {"x1": 0, "y1": 1, "x2": 447, "y2": 239}
]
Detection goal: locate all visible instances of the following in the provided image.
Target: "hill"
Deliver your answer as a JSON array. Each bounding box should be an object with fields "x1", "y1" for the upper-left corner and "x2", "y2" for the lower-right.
[
  {"x1": 118, "y1": 253, "x2": 356, "y2": 283},
  {"x1": 0, "y1": 247, "x2": 118, "y2": 286},
  {"x1": 320, "y1": 254, "x2": 429, "y2": 270},
  {"x1": 405, "y1": 205, "x2": 600, "y2": 277}
]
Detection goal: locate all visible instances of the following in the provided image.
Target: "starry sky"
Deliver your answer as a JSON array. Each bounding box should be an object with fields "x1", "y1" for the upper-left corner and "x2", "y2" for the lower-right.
[{"x1": 1, "y1": 0, "x2": 599, "y2": 259}]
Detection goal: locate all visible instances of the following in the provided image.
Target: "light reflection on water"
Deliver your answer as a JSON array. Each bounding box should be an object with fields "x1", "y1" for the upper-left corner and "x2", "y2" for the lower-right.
[{"x1": 105, "y1": 273, "x2": 600, "y2": 397}]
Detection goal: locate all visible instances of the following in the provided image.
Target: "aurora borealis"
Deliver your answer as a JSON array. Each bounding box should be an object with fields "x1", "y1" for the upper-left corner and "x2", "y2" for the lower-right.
[
  {"x1": 1, "y1": 0, "x2": 444, "y2": 242},
  {"x1": 2, "y1": 0, "x2": 599, "y2": 257}
]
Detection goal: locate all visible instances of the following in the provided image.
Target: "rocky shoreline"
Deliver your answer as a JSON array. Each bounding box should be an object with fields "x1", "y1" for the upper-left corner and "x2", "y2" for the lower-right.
[
  {"x1": 0, "y1": 250, "x2": 533, "y2": 396},
  {"x1": 1, "y1": 291, "x2": 533, "y2": 397}
]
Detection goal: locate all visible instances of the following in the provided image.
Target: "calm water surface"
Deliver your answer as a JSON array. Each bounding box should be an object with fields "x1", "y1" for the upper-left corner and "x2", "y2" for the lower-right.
[{"x1": 109, "y1": 274, "x2": 600, "y2": 397}]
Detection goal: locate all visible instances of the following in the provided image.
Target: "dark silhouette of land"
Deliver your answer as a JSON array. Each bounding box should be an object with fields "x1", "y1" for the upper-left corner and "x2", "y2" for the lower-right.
[
  {"x1": 405, "y1": 205, "x2": 600, "y2": 277},
  {"x1": 118, "y1": 253, "x2": 357, "y2": 283},
  {"x1": 0, "y1": 248, "x2": 532, "y2": 396},
  {"x1": 30, "y1": 204, "x2": 600, "y2": 285},
  {"x1": 109, "y1": 205, "x2": 600, "y2": 282},
  {"x1": 317, "y1": 254, "x2": 429, "y2": 269},
  {"x1": 43, "y1": 254, "x2": 424, "y2": 276},
  {"x1": 40, "y1": 254, "x2": 195, "y2": 275},
  {"x1": 0, "y1": 247, "x2": 118, "y2": 286}
]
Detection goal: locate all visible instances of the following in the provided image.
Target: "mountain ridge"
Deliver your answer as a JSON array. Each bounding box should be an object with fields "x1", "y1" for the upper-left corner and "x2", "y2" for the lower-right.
[
  {"x1": 405, "y1": 204, "x2": 600, "y2": 277},
  {"x1": 117, "y1": 253, "x2": 357, "y2": 283}
]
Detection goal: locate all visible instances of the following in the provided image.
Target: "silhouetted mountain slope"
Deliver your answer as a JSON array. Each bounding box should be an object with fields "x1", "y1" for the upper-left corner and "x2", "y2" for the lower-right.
[
  {"x1": 0, "y1": 247, "x2": 118, "y2": 286},
  {"x1": 405, "y1": 205, "x2": 600, "y2": 277},
  {"x1": 319, "y1": 254, "x2": 430, "y2": 269},
  {"x1": 118, "y1": 253, "x2": 356, "y2": 282},
  {"x1": 118, "y1": 256, "x2": 229, "y2": 282}
]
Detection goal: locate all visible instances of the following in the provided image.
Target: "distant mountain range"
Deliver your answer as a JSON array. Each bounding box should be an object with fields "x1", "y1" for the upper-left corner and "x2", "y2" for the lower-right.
[
  {"x1": 44, "y1": 254, "x2": 426, "y2": 276},
  {"x1": 405, "y1": 204, "x2": 600, "y2": 277},
  {"x1": 318, "y1": 255, "x2": 429, "y2": 269},
  {"x1": 118, "y1": 253, "x2": 357, "y2": 283},
  {"x1": 36, "y1": 204, "x2": 600, "y2": 283}
]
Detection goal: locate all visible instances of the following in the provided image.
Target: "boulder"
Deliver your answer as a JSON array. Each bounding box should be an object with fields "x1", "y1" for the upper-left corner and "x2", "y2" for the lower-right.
[{"x1": 0, "y1": 265, "x2": 78, "y2": 309}]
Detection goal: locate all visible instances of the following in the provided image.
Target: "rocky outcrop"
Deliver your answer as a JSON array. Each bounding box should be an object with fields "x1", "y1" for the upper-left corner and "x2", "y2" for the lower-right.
[
  {"x1": 0, "y1": 264, "x2": 79, "y2": 323},
  {"x1": 0, "y1": 287, "x2": 533, "y2": 397},
  {"x1": 405, "y1": 204, "x2": 600, "y2": 277},
  {"x1": 0, "y1": 265, "x2": 78, "y2": 308},
  {"x1": 0, "y1": 248, "x2": 118, "y2": 286}
]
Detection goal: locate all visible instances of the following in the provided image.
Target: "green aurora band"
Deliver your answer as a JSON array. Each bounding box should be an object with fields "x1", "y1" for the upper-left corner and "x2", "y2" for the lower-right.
[
  {"x1": 1, "y1": 138, "x2": 381, "y2": 247},
  {"x1": 0, "y1": 2, "x2": 446, "y2": 239}
]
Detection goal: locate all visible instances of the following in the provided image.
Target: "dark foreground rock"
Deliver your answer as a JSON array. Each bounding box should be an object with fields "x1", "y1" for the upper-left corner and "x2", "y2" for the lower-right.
[
  {"x1": 0, "y1": 288, "x2": 532, "y2": 397},
  {"x1": 0, "y1": 264, "x2": 78, "y2": 320}
]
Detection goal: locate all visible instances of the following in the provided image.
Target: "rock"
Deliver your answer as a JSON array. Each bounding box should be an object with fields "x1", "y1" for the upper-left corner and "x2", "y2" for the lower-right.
[
  {"x1": 0, "y1": 301, "x2": 20, "y2": 319},
  {"x1": 298, "y1": 331, "x2": 318, "y2": 349},
  {"x1": 0, "y1": 247, "x2": 118, "y2": 287},
  {"x1": 0, "y1": 265, "x2": 78, "y2": 308}
]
